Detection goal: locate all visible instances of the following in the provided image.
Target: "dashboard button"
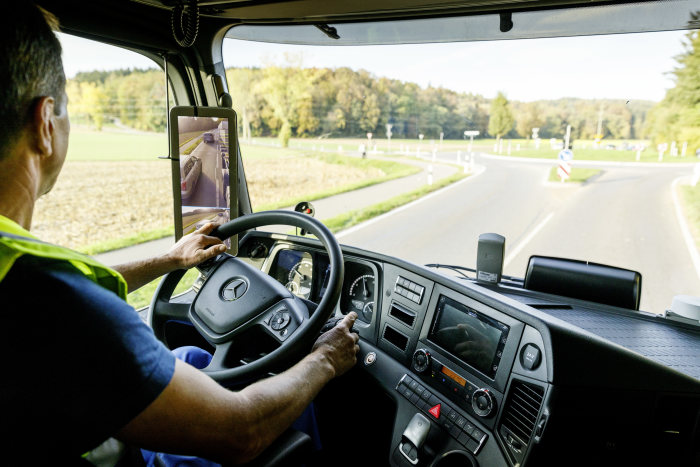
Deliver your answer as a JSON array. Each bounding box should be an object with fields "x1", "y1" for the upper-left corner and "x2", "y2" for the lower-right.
[
  {"x1": 428, "y1": 395, "x2": 441, "y2": 407},
  {"x1": 471, "y1": 427, "x2": 484, "y2": 442},
  {"x1": 521, "y1": 344, "x2": 542, "y2": 370},
  {"x1": 449, "y1": 424, "x2": 462, "y2": 438},
  {"x1": 458, "y1": 432, "x2": 471, "y2": 447},
  {"x1": 403, "y1": 388, "x2": 413, "y2": 399},
  {"x1": 428, "y1": 404, "x2": 441, "y2": 419},
  {"x1": 455, "y1": 416, "x2": 467, "y2": 429},
  {"x1": 447, "y1": 409, "x2": 458, "y2": 422},
  {"x1": 463, "y1": 422, "x2": 475, "y2": 436},
  {"x1": 466, "y1": 438, "x2": 480, "y2": 454},
  {"x1": 420, "y1": 390, "x2": 431, "y2": 401},
  {"x1": 410, "y1": 393, "x2": 420, "y2": 405},
  {"x1": 409, "y1": 380, "x2": 419, "y2": 391}
]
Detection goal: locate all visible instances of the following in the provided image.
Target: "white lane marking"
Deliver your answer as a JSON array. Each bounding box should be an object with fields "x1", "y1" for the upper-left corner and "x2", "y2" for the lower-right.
[
  {"x1": 671, "y1": 177, "x2": 700, "y2": 282},
  {"x1": 503, "y1": 212, "x2": 555, "y2": 268},
  {"x1": 336, "y1": 165, "x2": 486, "y2": 239}
]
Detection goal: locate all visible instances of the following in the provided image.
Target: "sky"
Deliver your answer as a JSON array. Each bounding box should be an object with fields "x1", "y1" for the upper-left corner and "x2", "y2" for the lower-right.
[{"x1": 58, "y1": 30, "x2": 689, "y2": 103}]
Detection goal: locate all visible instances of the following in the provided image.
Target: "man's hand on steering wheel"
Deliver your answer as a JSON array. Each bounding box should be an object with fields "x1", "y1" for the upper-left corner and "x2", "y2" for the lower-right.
[
  {"x1": 312, "y1": 312, "x2": 360, "y2": 378},
  {"x1": 167, "y1": 222, "x2": 227, "y2": 269}
]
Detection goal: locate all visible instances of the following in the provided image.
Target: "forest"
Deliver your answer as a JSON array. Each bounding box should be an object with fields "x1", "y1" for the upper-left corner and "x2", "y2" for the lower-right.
[{"x1": 66, "y1": 30, "x2": 700, "y2": 153}]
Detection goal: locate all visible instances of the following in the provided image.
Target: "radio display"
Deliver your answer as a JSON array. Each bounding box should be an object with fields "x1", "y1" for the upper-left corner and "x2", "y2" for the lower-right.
[
  {"x1": 428, "y1": 295, "x2": 509, "y2": 379},
  {"x1": 440, "y1": 365, "x2": 467, "y2": 387}
]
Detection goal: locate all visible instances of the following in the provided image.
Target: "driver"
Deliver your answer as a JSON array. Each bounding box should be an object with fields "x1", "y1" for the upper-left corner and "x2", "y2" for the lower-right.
[{"x1": 0, "y1": 3, "x2": 359, "y2": 465}]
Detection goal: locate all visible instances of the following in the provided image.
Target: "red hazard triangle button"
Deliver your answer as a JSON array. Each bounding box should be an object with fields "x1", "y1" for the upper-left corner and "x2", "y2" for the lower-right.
[{"x1": 428, "y1": 404, "x2": 441, "y2": 419}]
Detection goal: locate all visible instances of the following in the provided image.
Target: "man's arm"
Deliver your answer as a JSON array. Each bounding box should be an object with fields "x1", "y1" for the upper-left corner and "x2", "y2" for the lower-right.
[
  {"x1": 111, "y1": 223, "x2": 227, "y2": 292},
  {"x1": 116, "y1": 313, "x2": 360, "y2": 464}
]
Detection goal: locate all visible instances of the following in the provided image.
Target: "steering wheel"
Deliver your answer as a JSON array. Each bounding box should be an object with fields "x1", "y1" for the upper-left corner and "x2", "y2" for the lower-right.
[{"x1": 148, "y1": 210, "x2": 344, "y2": 385}]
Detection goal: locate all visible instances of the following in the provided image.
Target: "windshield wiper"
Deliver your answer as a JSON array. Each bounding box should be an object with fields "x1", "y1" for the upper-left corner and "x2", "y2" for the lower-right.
[{"x1": 425, "y1": 263, "x2": 524, "y2": 285}]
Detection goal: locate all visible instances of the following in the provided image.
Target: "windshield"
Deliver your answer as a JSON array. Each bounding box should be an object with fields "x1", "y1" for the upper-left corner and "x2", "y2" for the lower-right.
[{"x1": 223, "y1": 24, "x2": 700, "y2": 314}]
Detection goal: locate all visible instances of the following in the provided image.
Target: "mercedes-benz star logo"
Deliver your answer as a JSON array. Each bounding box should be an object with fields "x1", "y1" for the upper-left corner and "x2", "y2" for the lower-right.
[{"x1": 222, "y1": 278, "x2": 248, "y2": 301}]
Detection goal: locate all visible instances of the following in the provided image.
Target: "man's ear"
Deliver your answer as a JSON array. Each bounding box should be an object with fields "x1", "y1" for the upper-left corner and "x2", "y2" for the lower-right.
[{"x1": 32, "y1": 96, "x2": 56, "y2": 157}]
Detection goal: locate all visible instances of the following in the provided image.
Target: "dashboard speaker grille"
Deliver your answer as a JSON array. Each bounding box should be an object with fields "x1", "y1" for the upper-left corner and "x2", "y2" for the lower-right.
[
  {"x1": 382, "y1": 325, "x2": 409, "y2": 351},
  {"x1": 500, "y1": 380, "x2": 545, "y2": 446}
]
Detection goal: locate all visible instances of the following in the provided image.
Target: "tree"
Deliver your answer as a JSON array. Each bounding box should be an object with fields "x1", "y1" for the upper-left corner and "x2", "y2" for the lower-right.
[
  {"x1": 646, "y1": 29, "x2": 700, "y2": 152},
  {"x1": 256, "y1": 53, "x2": 317, "y2": 147},
  {"x1": 488, "y1": 92, "x2": 514, "y2": 141},
  {"x1": 227, "y1": 68, "x2": 263, "y2": 141},
  {"x1": 80, "y1": 82, "x2": 108, "y2": 130},
  {"x1": 515, "y1": 102, "x2": 543, "y2": 139}
]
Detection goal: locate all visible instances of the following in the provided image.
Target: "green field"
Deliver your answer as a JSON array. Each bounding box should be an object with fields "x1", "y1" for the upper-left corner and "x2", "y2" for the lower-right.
[
  {"x1": 548, "y1": 167, "x2": 602, "y2": 183},
  {"x1": 68, "y1": 129, "x2": 167, "y2": 161}
]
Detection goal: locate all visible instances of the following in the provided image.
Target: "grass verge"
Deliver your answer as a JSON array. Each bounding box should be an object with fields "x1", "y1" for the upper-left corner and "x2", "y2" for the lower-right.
[
  {"x1": 547, "y1": 167, "x2": 601, "y2": 183},
  {"x1": 256, "y1": 154, "x2": 420, "y2": 211},
  {"x1": 321, "y1": 170, "x2": 468, "y2": 233},
  {"x1": 680, "y1": 182, "x2": 700, "y2": 251},
  {"x1": 79, "y1": 226, "x2": 174, "y2": 255},
  {"x1": 127, "y1": 267, "x2": 200, "y2": 310}
]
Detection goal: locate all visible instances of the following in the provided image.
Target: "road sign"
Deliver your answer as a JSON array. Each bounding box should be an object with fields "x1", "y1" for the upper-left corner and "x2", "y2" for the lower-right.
[
  {"x1": 558, "y1": 149, "x2": 574, "y2": 162},
  {"x1": 464, "y1": 130, "x2": 480, "y2": 136},
  {"x1": 557, "y1": 161, "x2": 571, "y2": 181}
]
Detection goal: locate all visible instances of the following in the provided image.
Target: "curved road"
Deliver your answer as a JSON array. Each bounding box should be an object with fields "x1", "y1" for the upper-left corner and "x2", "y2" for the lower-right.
[{"x1": 338, "y1": 153, "x2": 700, "y2": 314}]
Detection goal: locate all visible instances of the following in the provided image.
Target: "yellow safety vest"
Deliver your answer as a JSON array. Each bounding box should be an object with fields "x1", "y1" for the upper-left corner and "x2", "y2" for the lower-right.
[{"x1": 0, "y1": 215, "x2": 127, "y2": 299}]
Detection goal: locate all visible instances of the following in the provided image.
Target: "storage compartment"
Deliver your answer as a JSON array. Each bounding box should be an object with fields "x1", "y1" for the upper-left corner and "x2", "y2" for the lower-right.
[{"x1": 524, "y1": 256, "x2": 641, "y2": 310}]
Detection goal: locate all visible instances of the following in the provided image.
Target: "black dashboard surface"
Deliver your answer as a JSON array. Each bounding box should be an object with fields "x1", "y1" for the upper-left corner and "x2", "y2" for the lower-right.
[{"x1": 501, "y1": 291, "x2": 700, "y2": 380}]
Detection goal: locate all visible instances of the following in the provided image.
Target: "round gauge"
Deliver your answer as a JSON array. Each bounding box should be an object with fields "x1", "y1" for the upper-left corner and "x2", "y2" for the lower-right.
[
  {"x1": 287, "y1": 259, "x2": 313, "y2": 299},
  {"x1": 349, "y1": 274, "x2": 375, "y2": 321}
]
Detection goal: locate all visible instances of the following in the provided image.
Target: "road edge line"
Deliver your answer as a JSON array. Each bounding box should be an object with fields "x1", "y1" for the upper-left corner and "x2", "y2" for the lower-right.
[
  {"x1": 336, "y1": 165, "x2": 486, "y2": 240},
  {"x1": 671, "y1": 177, "x2": 700, "y2": 283},
  {"x1": 503, "y1": 212, "x2": 555, "y2": 268}
]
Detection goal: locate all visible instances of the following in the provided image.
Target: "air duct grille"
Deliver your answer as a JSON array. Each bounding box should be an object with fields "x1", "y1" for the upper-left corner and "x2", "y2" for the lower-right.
[{"x1": 501, "y1": 380, "x2": 545, "y2": 445}]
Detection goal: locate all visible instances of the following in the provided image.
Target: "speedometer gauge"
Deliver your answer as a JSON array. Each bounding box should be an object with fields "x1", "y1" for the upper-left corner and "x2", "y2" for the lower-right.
[
  {"x1": 349, "y1": 274, "x2": 375, "y2": 321},
  {"x1": 286, "y1": 259, "x2": 313, "y2": 299}
]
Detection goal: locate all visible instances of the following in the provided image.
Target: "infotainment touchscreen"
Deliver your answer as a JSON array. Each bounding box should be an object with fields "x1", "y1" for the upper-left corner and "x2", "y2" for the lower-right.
[{"x1": 428, "y1": 295, "x2": 509, "y2": 379}]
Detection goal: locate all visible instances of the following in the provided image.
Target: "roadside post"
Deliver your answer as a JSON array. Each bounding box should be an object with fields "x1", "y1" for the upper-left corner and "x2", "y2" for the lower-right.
[
  {"x1": 558, "y1": 148, "x2": 574, "y2": 182},
  {"x1": 464, "y1": 130, "x2": 479, "y2": 156},
  {"x1": 658, "y1": 143, "x2": 667, "y2": 161},
  {"x1": 532, "y1": 128, "x2": 540, "y2": 149},
  {"x1": 386, "y1": 124, "x2": 393, "y2": 154},
  {"x1": 432, "y1": 148, "x2": 437, "y2": 162},
  {"x1": 418, "y1": 134, "x2": 424, "y2": 157},
  {"x1": 564, "y1": 124, "x2": 572, "y2": 150},
  {"x1": 440, "y1": 132, "x2": 444, "y2": 148},
  {"x1": 682, "y1": 141, "x2": 687, "y2": 157},
  {"x1": 366, "y1": 132, "x2": 372, "y2": 158}
]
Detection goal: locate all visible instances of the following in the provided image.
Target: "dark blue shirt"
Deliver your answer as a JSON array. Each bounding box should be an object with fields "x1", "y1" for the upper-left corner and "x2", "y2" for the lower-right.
[{"x1": 0, "y1": 255, "x2": 176, "y2": 462}]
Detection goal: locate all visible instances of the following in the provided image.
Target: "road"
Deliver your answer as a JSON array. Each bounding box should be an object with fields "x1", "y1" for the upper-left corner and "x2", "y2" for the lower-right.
[
  {"x1": 337, "y1": 152, "x2": 700, "y2": 314},
  {"x1": 184, "y1": 140, "x2": 225, "y2": 208}
]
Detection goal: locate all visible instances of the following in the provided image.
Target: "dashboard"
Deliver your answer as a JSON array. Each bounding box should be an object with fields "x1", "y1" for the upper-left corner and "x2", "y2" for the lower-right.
[{"x1": 237, "y1": 231, "x2": 700, "y2": 467}]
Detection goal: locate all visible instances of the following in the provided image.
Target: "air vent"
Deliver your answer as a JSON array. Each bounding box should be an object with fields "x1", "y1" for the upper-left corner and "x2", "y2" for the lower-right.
[
  {"x1": 500, "y1": 380, "x2": 545, "y2": 447},
  {"x1": 382, "y1": 325, "x2": 409, "y2": 351},
  {"x1": 389, "y1": 302, "x2": 416, "y2": 328}
]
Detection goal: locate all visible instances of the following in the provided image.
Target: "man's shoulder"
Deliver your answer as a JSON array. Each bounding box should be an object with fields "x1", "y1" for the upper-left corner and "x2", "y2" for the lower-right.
[{"x1": 2, "y1": 253, "x2": 125, "y2": 308}]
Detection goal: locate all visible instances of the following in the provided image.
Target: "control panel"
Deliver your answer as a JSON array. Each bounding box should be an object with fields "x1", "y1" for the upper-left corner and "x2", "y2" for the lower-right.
[
  {"x1": 396, "y1": 374, "x2": 488, "y2": 456},
  {"x1": 411, "y1": 349, "x2": 500, "y2": 422}
]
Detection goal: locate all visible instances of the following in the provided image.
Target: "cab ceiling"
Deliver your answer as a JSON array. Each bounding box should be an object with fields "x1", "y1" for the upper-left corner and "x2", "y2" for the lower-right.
[{"x1": 133, "y1": 0, "x2": 647, "y2": 23}]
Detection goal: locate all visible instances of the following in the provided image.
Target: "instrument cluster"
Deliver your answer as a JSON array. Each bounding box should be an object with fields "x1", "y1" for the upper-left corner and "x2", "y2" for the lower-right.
[{"x1": 268, "y1": 247, "x2": 378, "y2": 323}]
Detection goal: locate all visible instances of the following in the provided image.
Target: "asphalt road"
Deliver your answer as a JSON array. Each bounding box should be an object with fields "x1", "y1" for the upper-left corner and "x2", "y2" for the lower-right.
[
  {"x1": 337, "y1": 153, "x2": 700, "y2": 314},
  {"x1": 184, "y1": 141, "x2": 224, "y2": 208}
]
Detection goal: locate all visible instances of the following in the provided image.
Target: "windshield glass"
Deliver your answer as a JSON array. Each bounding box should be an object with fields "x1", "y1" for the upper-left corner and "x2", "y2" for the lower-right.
[{"x1": 222, "y1": 25, "x2": 700, "y2": 314}]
